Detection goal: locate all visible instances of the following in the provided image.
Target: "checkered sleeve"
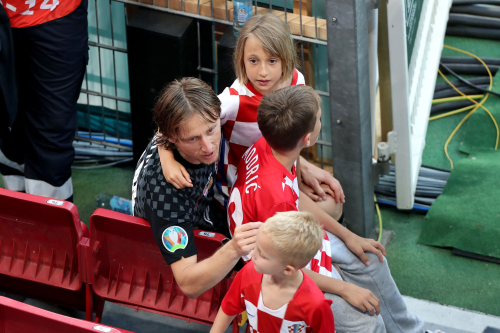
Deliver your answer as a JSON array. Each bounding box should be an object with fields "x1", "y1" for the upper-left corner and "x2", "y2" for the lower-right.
[
  {"x1": 144, "y1": 203, "x2": 198, "y2": 265},
  {"x1": 218, "y1": 85, "x2": 240, "y2": 126}
]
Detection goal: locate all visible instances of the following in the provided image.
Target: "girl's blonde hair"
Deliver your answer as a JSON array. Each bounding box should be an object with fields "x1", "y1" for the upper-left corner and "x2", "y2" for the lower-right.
[
  {"x1": 263, "y1": 211, "x2": 323, "y2": 268},
  {"x1": 233, "y1": 14, "x2": 299, "y2": 84}
]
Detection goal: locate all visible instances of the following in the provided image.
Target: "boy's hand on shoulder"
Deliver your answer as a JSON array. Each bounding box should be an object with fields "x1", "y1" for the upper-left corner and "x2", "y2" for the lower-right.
[
  {"x1": 340, "y1": 283, "x2": 380, "y2": 316},
  {"x1": 298, "y1": 156, "x2": 345, "y2": 203},
  {"x1": 158, "y1": 145, "x2": 192, "y2": 189},
  {"x1": 343, "y1": 233, "x2": 386, "y2": 266},
  {"x1": 231, "y1": 222, "x2": 263, "y2": 257}
]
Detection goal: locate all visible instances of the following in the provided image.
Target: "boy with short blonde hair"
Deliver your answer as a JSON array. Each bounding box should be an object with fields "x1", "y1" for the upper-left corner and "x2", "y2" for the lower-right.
[
  {"x1": 210, "y1": 211, "x2": 335, "y2": 333},
  {"x1": 262, "y1": 211, "x2": 323, "y2": 267}
]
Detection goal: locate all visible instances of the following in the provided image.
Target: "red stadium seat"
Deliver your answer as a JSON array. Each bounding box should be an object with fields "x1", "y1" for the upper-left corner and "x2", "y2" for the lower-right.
[
  {"x1": 0, "y1": 189, "x2": 239, "y2": 331},
  {"x1": 89, "y1": 209, "x2": 238, "y2": 330},
  {"x1": 0, "y1": 295, "x2": 133, "y2": 333},
  {"x1": 0, "y1": 188, "x2": 95, "y2": 319}
]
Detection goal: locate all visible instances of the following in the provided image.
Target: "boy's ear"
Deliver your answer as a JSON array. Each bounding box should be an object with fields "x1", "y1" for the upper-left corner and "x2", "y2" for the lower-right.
[
  {"x1": 301, "y1": 133, "x2": 312, "y2": 148},
  {"x1": 283, "y1": 264, "x2": 298, "y2": 276}
]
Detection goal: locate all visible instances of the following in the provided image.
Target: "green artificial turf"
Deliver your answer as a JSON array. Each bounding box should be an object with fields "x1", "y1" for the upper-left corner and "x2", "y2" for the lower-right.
[
  {"x1": 72, "y1": 164, "x2": 135, "y2": 225},
  {"x1": 459, "y1": 73, "x2": 500, "y2": 155},
  {"x1": 419, "y1": 149, "x2": 500, "y2": 259},
  {"x1": 382, "y1": 206, "x2": 500, "y2": 317},
  {"x1": 418, "y1": 39, "x2": 500, "y2": 261},
  {"x1": 422, "y1": 109, "x2": 469, "y2": 171},
  {"x1": 389, "y1": 35, "x2": 500, "y2": 316}
]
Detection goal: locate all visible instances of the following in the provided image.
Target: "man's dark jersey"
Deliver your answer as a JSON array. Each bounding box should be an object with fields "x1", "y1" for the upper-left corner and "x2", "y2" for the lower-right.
[{"x1": 132, "y1": 136, "x2": 218, "y2": 265}]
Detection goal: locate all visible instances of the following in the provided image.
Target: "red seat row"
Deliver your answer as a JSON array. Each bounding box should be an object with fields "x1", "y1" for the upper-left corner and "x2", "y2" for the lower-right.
[
  {"x1": 0, "y1": 296, "x2": 133, "y2": 333},
  {"x1": 0, "y1": 188, "x2": 238, "y2": 332}
]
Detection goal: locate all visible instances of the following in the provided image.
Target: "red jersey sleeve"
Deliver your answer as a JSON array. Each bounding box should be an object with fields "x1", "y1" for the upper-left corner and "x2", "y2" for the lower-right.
[
  {"x1": 257, "y1": 202, "x2": 298, "y2": 223},
  {"x1": 311, "y1": 298, "x2": 335, "y2": 333},
  {"x1": 221, "y1": 265, "x2": 247, "y2": 316}
]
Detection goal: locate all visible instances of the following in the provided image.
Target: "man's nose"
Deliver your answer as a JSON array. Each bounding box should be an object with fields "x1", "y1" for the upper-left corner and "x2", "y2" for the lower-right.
[{"x1": 201, "y1": 135, "x2": 213, "y2": 152}]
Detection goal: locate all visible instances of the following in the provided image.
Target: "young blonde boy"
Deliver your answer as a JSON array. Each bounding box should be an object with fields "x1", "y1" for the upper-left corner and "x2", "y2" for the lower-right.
[{"x1": 210, "y1": 211, "x2": 335, "y2": 333}]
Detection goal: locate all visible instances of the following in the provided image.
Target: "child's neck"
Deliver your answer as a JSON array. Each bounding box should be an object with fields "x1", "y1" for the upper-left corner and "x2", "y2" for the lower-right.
[
  {"x1": 271, "y1": 147, "x2": 302, "y2": 174},
  {"x1": 261, "y1": 270, "x2": 303, "y2": 310},
  {"x1": 267, "y1": 269, "x2": 303, "y2": 288}
]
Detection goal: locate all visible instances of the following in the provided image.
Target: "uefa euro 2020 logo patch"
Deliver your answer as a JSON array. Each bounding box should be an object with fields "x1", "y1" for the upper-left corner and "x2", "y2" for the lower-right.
[{"x1": 162, "y1": 226, "x2": 188, "y2": 253}]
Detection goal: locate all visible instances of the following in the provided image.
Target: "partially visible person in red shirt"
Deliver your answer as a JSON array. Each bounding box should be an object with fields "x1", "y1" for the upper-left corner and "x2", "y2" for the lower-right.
[
  {"x1": 0, "y1": 0, "x2": 88, "y2": 201},
  {"x1": 3, "y1": 0, "x2": 82, "y2": 28}
]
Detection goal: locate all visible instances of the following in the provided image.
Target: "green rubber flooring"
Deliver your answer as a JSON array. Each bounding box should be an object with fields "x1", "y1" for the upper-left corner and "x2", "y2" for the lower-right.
[
  {"x1": 387, "y1": 36, "x2": 500, "y2": 317},
  {"x1": 1, "y1": 35, "x2": 499, "y2": 317}
]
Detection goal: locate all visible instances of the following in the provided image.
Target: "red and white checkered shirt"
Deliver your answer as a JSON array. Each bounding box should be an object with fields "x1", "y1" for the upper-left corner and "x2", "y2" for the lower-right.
[
  {"x1": 221, "y1": 261, "x2": 335, "y2": 333},
  {"x1": 215, "y1": 70, "x2": 305, "y2": 207},
  {"x1": 228, "y1": 137, "x2": 333, "y2": 278}
]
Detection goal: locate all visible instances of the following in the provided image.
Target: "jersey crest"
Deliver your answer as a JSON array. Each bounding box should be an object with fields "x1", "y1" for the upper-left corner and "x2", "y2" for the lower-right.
[{"x1": 288, "y1": 323, "x2": 305, "y2": 333}]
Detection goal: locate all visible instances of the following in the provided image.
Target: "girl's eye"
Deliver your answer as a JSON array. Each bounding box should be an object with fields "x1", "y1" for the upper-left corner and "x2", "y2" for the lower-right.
[
  {"x1": 249, "y1": 59, "x2": 257, "y2": 64},
  {"x1": 270, "y1": 59, "x2": 278, "y2": 64}
]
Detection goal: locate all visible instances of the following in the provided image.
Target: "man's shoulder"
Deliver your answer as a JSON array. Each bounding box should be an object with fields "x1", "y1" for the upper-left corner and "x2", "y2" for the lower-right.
[
  {"x1": 136, "y1": 143, "x2": 168, "y2": 189},
  {"x1": 133, "y1": 139, "x2": 182, "y2": 217}
]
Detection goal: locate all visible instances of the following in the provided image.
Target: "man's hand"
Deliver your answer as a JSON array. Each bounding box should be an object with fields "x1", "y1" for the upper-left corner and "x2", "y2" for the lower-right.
[
  {"x1": 231, "y1": 222, "x2": 262, "y2": 257},
  {"x1": 299, "y1": 156, "x2": 345, "y2": 203},
  {"x1": 343, "y1": 233, "x2": 386, "y2": 266},
  {"x1": 340, "y1": 283, "x2": 381, "y2": 316}
]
